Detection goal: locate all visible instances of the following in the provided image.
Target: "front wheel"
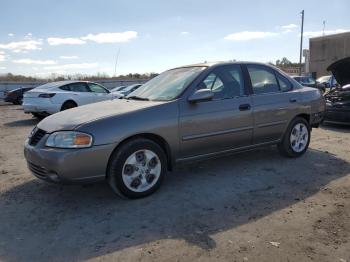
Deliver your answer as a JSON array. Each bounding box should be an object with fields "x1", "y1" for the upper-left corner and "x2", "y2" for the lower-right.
[
  {"x1": 278, "y1": 117, "x2": 311, "y2": 157},
  {"x1": 107, "y1": 138, "x2": 167, "y2": 198}
]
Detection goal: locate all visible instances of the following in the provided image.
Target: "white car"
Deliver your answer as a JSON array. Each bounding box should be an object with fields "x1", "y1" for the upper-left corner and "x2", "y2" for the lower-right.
[
  {"x1": 111, "y1": 84, "x2": 142, "y2": 99},
  {"x1": 23, "y1": 81, "x2": 114, "y2": 117}
]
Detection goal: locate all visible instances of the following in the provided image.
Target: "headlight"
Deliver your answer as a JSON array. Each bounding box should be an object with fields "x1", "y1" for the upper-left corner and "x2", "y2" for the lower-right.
[{"x1": 45, "y1": 131, "x2": 93, "y2": 148}]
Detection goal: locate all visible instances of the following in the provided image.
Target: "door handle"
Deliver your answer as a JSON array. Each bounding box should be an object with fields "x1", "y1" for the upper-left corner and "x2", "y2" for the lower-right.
[
  {"x1": 289, "y1": 98, "x2": 297, "y2": 103},
  {"x1": 239, "y1": 104, "x2": 251, "y2": 111}
]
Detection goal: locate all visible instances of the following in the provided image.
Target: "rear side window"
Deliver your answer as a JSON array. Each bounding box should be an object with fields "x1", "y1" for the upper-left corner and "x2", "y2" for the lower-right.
[
  {"x1": 69, "y1": 83, "x2": 89, "y2": 92},
  {"x1": 277, "y1": 74, "x2": 292, "y2": 92},
  {"x1": 247, "y1": 65, "x2": 279, "y2": 94},
  {"x1": 59, "y1": 85, "x2": 70, "y2": 91}
]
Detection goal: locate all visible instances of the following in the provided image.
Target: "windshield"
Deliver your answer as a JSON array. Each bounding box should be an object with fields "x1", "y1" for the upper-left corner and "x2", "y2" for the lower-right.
[
  {"x1": 111, "y1": 86, "x2": 126, "y2": 92},
  {"x1": 127, "y1": 67, "x2": 205, "y2": 101},
  {"x1": 317, "y1": 75, "x2": 331, "y2": 82}
]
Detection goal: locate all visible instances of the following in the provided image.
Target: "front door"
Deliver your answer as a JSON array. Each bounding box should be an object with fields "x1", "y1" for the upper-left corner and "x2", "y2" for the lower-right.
[
  {"x1": 179, "y1": 65, "x2": 254, "y2": 159},
  {"x1": 87, "y1": 83, "x2": 112, "y2": 102}
]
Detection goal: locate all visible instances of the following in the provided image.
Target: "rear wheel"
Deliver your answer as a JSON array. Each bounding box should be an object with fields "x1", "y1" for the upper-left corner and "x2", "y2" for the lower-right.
[
  {"x1": 31, "y1": 113, "x2": 45, "y2": 119},
  {"x1": 61, "y1": 101, "x2": 77, "y2": 111},
  {"x1": 278, "y1": 117, "x2": 310, "y2": 157},
  {"x1": 107, "y1": 138, "x2": 167, "y2": 198}
]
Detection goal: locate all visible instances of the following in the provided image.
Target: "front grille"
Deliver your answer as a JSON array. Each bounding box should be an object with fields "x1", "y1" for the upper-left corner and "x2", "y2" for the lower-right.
[
  {"x1": 28, "y1": 162, "x2": 48, "y2": 178},
  {"x1": 29, "y1": 128, "x2": 46, "y2": 146}
]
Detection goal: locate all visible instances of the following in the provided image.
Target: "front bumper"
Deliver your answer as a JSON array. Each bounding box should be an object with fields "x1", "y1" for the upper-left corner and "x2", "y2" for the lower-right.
[{"x1": 24, "y1": 134, "x2": 117, "y2": 183}]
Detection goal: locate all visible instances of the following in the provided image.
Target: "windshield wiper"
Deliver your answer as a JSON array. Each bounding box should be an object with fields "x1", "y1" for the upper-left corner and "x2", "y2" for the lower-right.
[{"x1": 127, "y1": 96, "x2": 149, "y2": 101}]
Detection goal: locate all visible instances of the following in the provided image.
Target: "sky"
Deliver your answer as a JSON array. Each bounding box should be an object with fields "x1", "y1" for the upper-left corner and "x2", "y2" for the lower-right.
[{"x1": 0, "y1": 0, "x2": 349, "y2": 77}]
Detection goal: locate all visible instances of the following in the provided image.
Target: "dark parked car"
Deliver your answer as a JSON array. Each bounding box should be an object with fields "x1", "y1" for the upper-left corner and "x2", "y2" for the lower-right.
[
  {"x1": 24, "y1": 62, "x2": 325, "y2": 198},
  {"x1": 324, "y1": 57, "x2": 350, "y2": 125},
  {"x1": 4, "y1": 87, "x2": 34, "y2": 105},
  {"x1": 292, "y1": 76, "x2": 326, "y2": 93}
]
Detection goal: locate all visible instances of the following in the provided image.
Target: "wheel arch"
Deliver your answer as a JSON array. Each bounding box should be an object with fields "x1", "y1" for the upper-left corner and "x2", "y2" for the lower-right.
[
  {"x1": 295, "y1": 113, "x2": 311, "y2": 125},
  {"x1": 60, "y1": 99, "x2": 78, "y2": 111},
  {"x1": 107, "y1": 133, "x2": 173, "y2": 173}
]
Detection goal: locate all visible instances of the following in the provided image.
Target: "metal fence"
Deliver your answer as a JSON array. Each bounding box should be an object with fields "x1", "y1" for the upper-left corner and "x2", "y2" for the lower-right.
[{"x1": 0, "y1": 79, "x2": 148, "y2": 99}]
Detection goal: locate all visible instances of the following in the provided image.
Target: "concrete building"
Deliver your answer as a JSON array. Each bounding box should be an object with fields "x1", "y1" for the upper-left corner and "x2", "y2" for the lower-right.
[{"x1": 309, "y1": 31, "x2": 350, "y2": 78}]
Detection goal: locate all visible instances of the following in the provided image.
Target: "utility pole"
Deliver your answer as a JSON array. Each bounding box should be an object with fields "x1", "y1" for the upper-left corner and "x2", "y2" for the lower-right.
[
  {"x1": 323, "y1": 20, "x2": 326, "y2": 36},
  {"x1": 114, "y1": 47, "x2": 121, "y2": 77},
  {"x1": 299, "y1": 10, "x2": 304, "y2": 76}
]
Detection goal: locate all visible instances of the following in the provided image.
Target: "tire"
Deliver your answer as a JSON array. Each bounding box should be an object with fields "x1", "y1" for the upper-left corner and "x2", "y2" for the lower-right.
[
  {"x1": 61, "y1": 101, "x2": 77, "y2": 111},
  {"x1": 31, "y1": 113, "x2": 45, "y2": 119},
  {"x1": 107, "y1": 138, "x2": 167, "y2": 199},
  {"x1": 278, "y1": 117, "x2": 311, "y2": 158}
]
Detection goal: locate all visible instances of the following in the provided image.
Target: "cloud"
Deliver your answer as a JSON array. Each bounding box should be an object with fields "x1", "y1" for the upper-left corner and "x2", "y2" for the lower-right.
[
  {"x1": 47, "y1": 37, "x2": 86, "y2": 46},
  {"x1": 180, "y1": 31, "x2": 190, "y2": 35},
  {"x1": 282, "y1": 24, "x2": 298, "y2": 29},
  {"x1": 0, "y1": 51, "x2": 6, "y2": 62},
  {"x1": 44, "y1": 63, "x2": 99, "y2": 70},
  {"x1": 0, "y1": 66, "x2": 6, "y2": 70},
  {"x1": 0, "y1": 40, "x2": 42, "y2": 52},
  {"x1": 13, "y1": 59, "x2": 56, "y2": 65},
  {"x1": 59, "y1": 55, "x2": 79, "y2": 59},
  {"x1": 8, "y1": 33, "x2": 14, "y2": 37},
  {"x1": 81, "y1": 31, "x2": 137, "y2": 43},
  {"x1": 47, "y1": 31, "x2": 137, "y2": 45},
  {"x1": 303, "y1": 29, "x2": 349, "y2": 38},
  {"x1": 224, "y1": 31, "x2": 278, "y2": 41}
]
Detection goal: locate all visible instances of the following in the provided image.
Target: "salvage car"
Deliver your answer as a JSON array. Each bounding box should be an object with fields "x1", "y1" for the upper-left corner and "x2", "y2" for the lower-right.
[
  {"x1": 4, "y1": 87, "x2": 34, "y2": 105},
  {"x1": 291, "y1": 76, "x2": 326, "y2": 93},
  {"x1": 110, "y1": 85, "x2": 127, "y2": 92},
  {"x1": 317, "y1": 75, "x2": 338, "y2": 90},
  {"x1": 324, "y1": 57, "x2": 350, "y2": 125},
  {"x1": 23, "y1": 80, "x2": 114, "y2": 117},
  {"x1": 24, "y1": 62, "x2": 325, "y2": 198}
]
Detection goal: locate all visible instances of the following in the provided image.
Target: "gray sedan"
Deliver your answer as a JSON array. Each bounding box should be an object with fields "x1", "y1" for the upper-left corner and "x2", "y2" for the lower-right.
[{"x1": 24, "y1": 62, "x2": 325, "y2": 198}]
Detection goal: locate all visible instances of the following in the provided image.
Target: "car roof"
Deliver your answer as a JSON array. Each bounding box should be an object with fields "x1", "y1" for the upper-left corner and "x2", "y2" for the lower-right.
[
  {"x1": 35, "y1": 80, "x2": 101, "y2": 89},
  {"x1": 171, "y1": 61, "x2": 278, "y2": 70}
]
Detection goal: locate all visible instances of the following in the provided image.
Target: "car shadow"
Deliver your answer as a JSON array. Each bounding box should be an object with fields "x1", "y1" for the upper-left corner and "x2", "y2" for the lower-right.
[
  {"x1": 0, "y1": 147, "x2": 349, "y2": 261},
  {"x1": 321, "y1": 122, "x2": 350, "y2": 133},
  {"x1": 4, "y1": 118, "x2": 40, "y2": 127}
]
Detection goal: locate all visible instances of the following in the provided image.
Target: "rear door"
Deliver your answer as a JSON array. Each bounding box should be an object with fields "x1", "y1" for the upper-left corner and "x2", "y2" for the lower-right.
[
  {"x1": 179, "y1": 64, "x2": 253, "y2": 158},
  {"x1": 245, "y1": 64, "x2": 300, "y2": 144}
]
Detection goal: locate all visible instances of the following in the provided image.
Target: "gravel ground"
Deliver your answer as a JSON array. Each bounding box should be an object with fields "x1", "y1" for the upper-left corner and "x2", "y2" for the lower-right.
[{"x1": 0, "y1": 102, "x2": 349, "y2": 262}]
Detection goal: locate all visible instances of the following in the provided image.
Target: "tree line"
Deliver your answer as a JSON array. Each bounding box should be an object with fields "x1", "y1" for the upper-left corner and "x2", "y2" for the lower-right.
[{"x1": 0, "y1": 72, "x2": 159, "y2": 82}]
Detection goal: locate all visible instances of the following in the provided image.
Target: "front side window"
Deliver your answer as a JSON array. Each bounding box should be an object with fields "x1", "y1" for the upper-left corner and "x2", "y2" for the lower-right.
[
  {"x1": 88, "y1": 83, "x2": 108, "y2": 93},
  {"x1": 247, "y1": 65, "x2": 279, "y2": 94},
  {"x1": 69, "y1": 83, "x2": 89, "y2": 92},
  {"x1": 198, "y1": 65, "x2": 244, "y2": 100}
]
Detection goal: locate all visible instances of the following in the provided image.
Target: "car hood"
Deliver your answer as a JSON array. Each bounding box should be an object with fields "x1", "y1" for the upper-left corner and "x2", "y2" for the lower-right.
[
  {"x1": 327, "y1": 57, "x2": 350, "y2": 86},
  {"x1": 37, "y1": 99, "x2": 166, "y2": 133}
]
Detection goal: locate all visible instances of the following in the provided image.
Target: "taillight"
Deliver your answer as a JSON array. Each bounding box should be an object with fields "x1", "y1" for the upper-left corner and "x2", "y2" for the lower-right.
[{"x1": 38, "y1": 93, "x2": 56, "y2": 98}]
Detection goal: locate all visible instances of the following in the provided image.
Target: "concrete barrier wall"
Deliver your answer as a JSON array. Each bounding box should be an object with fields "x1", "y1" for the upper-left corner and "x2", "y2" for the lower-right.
[{"x1": 0, "y1": 79, "x2": 147, "y2": 99}]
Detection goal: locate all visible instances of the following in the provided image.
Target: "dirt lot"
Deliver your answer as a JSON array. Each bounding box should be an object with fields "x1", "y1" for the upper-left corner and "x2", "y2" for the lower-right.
[{"x1": 0, "y1": 102, "x2": 349, "y2": 262}]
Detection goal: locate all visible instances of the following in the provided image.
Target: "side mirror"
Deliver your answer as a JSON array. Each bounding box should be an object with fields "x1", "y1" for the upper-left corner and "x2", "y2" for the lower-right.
[{"x1": 188, "y1": 89, "x2": 214, "y2": 103}]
